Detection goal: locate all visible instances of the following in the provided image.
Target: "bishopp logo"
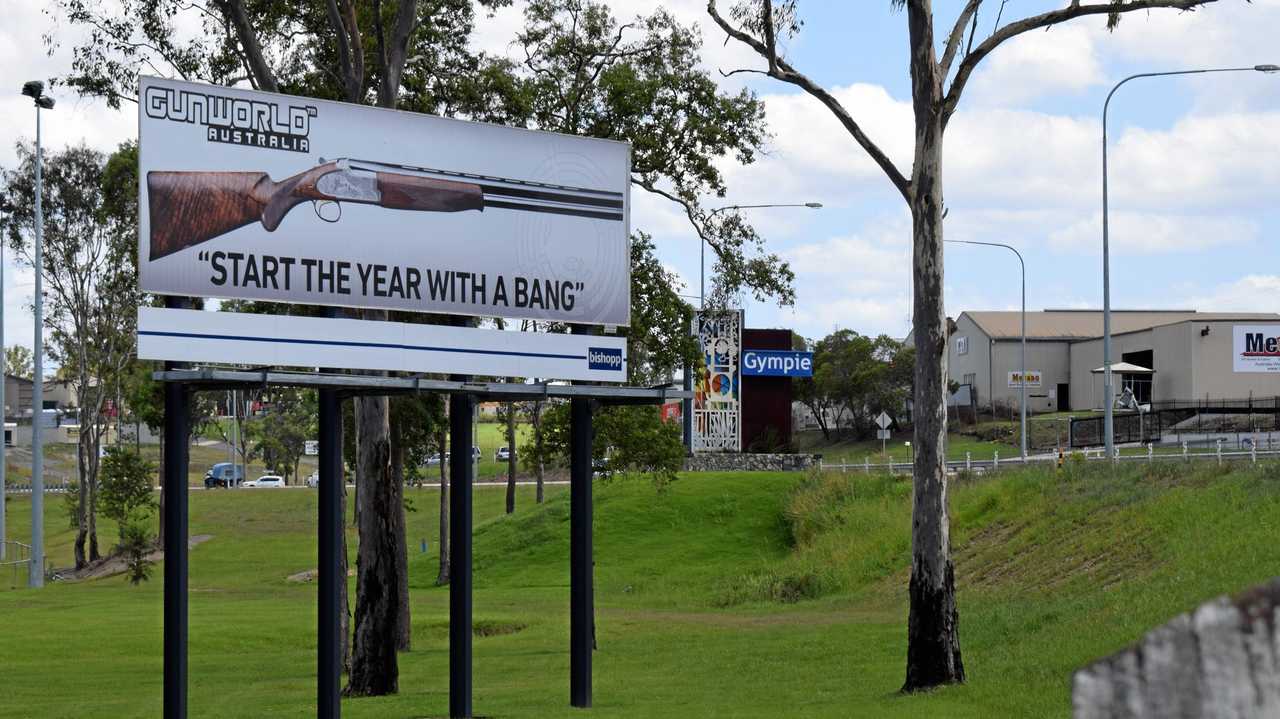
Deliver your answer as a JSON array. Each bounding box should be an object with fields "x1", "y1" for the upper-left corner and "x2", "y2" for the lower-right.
[{"x1": 588, "y1": 347, "x2": 624, "y2": 372}]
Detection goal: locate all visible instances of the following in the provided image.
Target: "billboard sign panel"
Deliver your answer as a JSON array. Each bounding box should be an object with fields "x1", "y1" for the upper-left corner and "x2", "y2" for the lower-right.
[
  {"x1": 137, "y1": 307, "x2": 628, "y2": 382},
  {"x1": 1234, "y1": 325, "x2": 1280, "y2": 372},
  {"x1": 741, "y1": 350, "x2": 813, "y2": 377},
  {"x1": 138, "y1": 77, "x2": 631, "y2": 326},
  {"x1": 1007, "y1": 370, "x2": 1042, "y2": 388}
]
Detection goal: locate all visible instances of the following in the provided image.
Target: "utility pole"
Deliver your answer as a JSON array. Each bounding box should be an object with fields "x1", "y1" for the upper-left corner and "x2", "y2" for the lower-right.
[{"x1": 22, "y1": 80, "x2": 54, "y2": 587}]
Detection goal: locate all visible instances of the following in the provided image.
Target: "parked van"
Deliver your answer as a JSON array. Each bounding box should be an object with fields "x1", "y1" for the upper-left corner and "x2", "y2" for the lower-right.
[{"x1": 204, "y1": 463, "x2": 245, "y2": 489}]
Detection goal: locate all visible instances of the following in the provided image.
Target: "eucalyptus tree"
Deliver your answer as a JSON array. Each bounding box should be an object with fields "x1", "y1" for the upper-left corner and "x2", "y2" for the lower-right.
[
  {"x1": 0, "y1": 142, "x2": 140, "y2": 569},
  {"x1": 708, "y1": 0, "x2": 1244, "y2": 691}
]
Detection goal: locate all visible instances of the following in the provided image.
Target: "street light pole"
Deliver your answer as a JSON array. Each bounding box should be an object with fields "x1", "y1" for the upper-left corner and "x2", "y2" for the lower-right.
[
  {"x1": 701, "y1": 202, "x2": 822, "y2": 309},
  {"x1": 946, "y1": 240, "x2": 1027, "y2": 460},
  {"x1": 22, "y1": 81, "x2": 54, "y2": 587},
  {"x1": 1101, "y1": 64, "x2": 1278, "y2": 459}
]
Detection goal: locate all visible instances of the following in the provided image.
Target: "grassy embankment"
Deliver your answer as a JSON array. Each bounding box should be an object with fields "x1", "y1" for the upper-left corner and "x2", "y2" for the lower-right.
[{"x1": 3, "y1": 459, "x2": 1280, "y2": 716}]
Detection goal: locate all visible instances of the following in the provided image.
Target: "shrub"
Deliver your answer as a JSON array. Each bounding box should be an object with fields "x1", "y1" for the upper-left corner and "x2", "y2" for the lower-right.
[{"x1": 120, "y1": 520, "x2": 154, "y2": 586}]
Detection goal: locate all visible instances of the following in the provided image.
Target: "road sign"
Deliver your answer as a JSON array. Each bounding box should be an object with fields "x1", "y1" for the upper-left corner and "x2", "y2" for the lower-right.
[
  {"x1": 875, "y1": 411, "x2": 892, "y2": 429},
  {"x1": 877, "y1": 429, "x2": 890, "y2": 440}
]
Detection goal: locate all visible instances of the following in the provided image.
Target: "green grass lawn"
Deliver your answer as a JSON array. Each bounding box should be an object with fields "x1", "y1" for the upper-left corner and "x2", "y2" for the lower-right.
[
  {"x1": 796, "y1": 429, "x2": 1020, "y2": 463},
  {"x1": 4, "y1": 460, "x2": 1280, "y2": 717}
]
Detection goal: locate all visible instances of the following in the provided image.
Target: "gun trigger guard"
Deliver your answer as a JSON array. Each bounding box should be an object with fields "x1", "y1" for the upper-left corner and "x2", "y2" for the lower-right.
[{"x1": 313, "y1": 200, "x2": 342, "y2": 224}]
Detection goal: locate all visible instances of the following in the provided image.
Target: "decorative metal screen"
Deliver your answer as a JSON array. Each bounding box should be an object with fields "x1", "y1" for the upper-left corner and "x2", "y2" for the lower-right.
[{"x1": 692, "y1": 310, "x2": 742, "y2": 452}]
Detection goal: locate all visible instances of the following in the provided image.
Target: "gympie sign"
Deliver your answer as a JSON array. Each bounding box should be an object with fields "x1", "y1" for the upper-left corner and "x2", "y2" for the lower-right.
[{"x1": 740, "y1": 350, "x2": 813, "y2": 378}]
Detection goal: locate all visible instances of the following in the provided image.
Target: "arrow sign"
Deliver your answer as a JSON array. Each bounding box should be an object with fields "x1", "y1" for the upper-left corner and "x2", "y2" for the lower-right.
[{"x1": 875, "y1": 411, "x2": 892, "y2": 429}]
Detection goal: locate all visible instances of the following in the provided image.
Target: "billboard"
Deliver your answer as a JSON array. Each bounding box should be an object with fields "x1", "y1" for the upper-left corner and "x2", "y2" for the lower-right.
[
  {"x1": 741, "y1": 350, "x2": 813, "y2": 377},
  {"x1": 692, "y1": 311, "x2": 742, "y2": 452},
  {"x1": 1234, "y1": 325, "x2": 1280, "y2": 373},
  {"x1": 138, "y1": 77, "x2": 631, "y2": 326},
  {"x1": 137, "y1": 307, "x2": 628, "y2": 382},
  {"x1": 1007, "y1": 370, "x2": 1042, "y2": 388}
]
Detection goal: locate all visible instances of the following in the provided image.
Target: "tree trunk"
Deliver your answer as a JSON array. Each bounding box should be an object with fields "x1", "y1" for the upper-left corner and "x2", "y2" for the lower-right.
[
  {"x1": 344, "y1": 388, "x2": 400, "y2": 696},
  {"x1": 339, "y1": 427, "x2": 351, "y2": 672},
  {"x1": 436, "y1": 419, "x2": 449, "y2": 585},
  {"x1": 389, "y1": 417, "x2": 411, "y2": 652},
  {"x1": 533, "y1": 401, "x2": 545, "y2": 504},
  {"x1": 74, "y1": 438, "x2": 89, "y2": 569},
  {"x1": 505, "y1": 403, "x2": 516, "y2": 514},
  {"x1": 903, "y1": 0, "x2": 964, "y2": 693},
  {"x1": 157, "y1": 427, "x2": 166, "y2": 546}
]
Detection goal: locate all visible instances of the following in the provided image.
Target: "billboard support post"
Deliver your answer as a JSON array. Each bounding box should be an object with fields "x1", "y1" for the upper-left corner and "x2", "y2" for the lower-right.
[
  {"x1": 162, "y1": 299, "x2": 190, "y2": 719},
  {"x1": 317, "y1": 385, "x2": 342, "y2": 718},
  {"x1": 570, "y1": 395, "x2": 594, "y2": 708},
  {"x1": 449, "y1": 388, "x2": 474, "y2": 719}
]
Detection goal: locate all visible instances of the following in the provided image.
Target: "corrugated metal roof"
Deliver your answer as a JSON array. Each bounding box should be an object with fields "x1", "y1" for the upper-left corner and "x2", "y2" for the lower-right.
[{"x1": 962, "y1": 310, "x2": 1280, "y2": 340}]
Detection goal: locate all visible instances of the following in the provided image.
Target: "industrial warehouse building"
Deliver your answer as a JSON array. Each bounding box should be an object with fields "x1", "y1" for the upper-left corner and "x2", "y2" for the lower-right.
[{"x1": 947, "y1": 310, "x2": 1280, "y2": 413}]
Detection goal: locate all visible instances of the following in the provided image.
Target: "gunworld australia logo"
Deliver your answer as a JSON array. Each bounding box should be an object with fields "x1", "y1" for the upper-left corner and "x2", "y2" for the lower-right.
[
  {"x1": 144, "y1": 85, "x2": 318, "y2": 153},
  {"x1": 588, "y1": 347, "x2": 624, "y2": 372}
]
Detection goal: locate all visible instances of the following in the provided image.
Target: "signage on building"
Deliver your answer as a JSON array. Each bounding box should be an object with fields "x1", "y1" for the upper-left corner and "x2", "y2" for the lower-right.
[
  {"x1": 692, "y1": 310, "x2": 742, "y2": 452},
  {"x1": 1234, "y1": 325, "x2": 1280, "y2": 373},
  {"x1": 138, "y1": 76, "x2": 631, "y2": 327},
  {"x1": 1007, "y1": 370, "x2": 1042, "y2": 388},
  {"x1": 740, "y1": 350, "x2": 813, "y2": 377},
  {"x1": 137, "y1": 307, "x2": 628, "y2": 382}
]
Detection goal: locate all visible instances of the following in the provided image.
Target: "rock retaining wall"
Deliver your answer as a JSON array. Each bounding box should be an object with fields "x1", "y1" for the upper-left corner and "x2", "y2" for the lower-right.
[{"x1": 683, "y1": 453, "x2": 816, "y2": 472}]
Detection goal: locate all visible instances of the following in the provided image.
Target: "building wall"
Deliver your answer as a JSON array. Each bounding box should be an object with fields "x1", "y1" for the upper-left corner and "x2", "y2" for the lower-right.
[
  {"x1": 1068, "y1": 320, "x2": 1280, "y2": 408},
  {"x1": 948, "y1": 314, "x2": 993, "y2": 409},
  {"x1": 989, "y1": 340, "x2": 1072, "y2": 413},
  {"x1": 1192, "y1": 320, "x2": 1280, "y2": 399},
  {"x1": 741, "y1": 329, "x2": 794, "y2": 451},
  {"x1": 1069, "y1": 330, "x2": 1155, "y2": 410}
]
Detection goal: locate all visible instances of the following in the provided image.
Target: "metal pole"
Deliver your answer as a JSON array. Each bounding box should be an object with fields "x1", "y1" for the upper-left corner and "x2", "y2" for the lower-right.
[
  {"x1": 317, "y1": 387, "x2": 342, "y2": 719},
  {"x1": 162, "y1": 298, "x2": 190, "y2": 718},
  {"x1": 0, "y1": 217, "x2": 5, "y2": 562},
  {"x1": 1101, "y1": 65, "x2": 1277, "y2": 459},
  {"x1": 944, "y1": 240, "x2": 1026, "y2": 459},
  {"x1": 449, "y1": 389, "x2": 474, "y2": 719},
  {"x1": 1019, "y1": 252, "x2": 1026, "y2": 460},
  {"x1": 29, "y1": 103, "x2": 44, "y2": 588},
  {"x1": 570, "y1": 396, "x2": 593, "y2": 708}
]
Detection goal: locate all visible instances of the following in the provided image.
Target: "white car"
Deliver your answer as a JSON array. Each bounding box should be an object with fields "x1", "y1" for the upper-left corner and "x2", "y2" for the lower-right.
[
  {"x1": 245, "y1": 475, "x2": 285, "y2": 488},
  {"x1": 495, "y1": 446, "x2": 512, "y2": 462}
]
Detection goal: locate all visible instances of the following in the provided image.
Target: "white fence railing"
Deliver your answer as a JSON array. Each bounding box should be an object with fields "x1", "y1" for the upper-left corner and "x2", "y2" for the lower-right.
[{"x1": 818, "y1": 446, "x2": 1280, "y2": 475}]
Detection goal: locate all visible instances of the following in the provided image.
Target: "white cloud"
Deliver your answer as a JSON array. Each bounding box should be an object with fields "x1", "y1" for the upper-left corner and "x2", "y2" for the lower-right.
[
  {"x1": 965, "y1": 24, "x2": 1106, "y2": 106},
  {"x1": 1185, "y1": 275, "x2": 1280, "y2": 313},
  {"x1": 1048, "y1": 212, "x2": 1259, "y2": 255}
]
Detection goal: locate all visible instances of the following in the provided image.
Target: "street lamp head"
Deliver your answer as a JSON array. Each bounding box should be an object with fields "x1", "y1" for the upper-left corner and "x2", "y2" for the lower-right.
[
  {"x1": 21, "y1": 80, "x2": 44, "y2": 99},
  {"x1": 804, "y1": 202, "x2": 823, "y2": 209},
  {"x1": 1256, "y1": 64, "x2": 1280, "y2": 74},
  {"x1": 36, "y1": 96, "x2": 54, "y2": 110}
]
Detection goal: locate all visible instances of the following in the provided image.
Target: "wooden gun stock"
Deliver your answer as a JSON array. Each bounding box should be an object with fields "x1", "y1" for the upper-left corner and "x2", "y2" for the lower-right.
[{"x1": 146, "y1": 163, "x2": 484, "y2": 261}]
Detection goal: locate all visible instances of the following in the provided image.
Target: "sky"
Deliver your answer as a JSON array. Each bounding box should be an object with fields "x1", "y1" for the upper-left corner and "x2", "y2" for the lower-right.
[{"x1": 1, "y1": 0, "x2": 1278, "y2": 362}]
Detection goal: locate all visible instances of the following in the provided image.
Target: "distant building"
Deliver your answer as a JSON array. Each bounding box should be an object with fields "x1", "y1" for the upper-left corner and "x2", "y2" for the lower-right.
[
  {"x1": 4, "y1": 374, "x2": 33, "y2": 419},
  {"x1": 942, "y1": 309, "x2": 1280, "y2": 412}
]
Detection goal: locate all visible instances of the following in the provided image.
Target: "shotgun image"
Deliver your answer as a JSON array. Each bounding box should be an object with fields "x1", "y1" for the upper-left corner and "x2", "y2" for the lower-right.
[{"x1": 146, "y1": 158, "x2": 625, "y2": 260}]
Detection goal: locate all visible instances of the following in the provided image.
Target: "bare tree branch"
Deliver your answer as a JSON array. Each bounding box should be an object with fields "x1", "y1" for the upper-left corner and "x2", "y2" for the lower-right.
[
  {"x1": 213, "y1": 0, "x2": 278, "y2": 92},
  {"x1": 377, "y1": 0, "x2": 417, "y2": 107},
  {"x1": 324, "y1": 0, "x2": 360, "y2": 102},
  {"x1": 943, "y1": 0, "x2": 1219, "y2": 127},
  {"x1": 707, "y1": 0, "x2": 911, "y2": 201},
  {"x1": 939, "y1": 0, "x2": 982, "y2": 78},
  {"x1": 761, "y1": 0, "x2": 779, "y2": 75}
]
